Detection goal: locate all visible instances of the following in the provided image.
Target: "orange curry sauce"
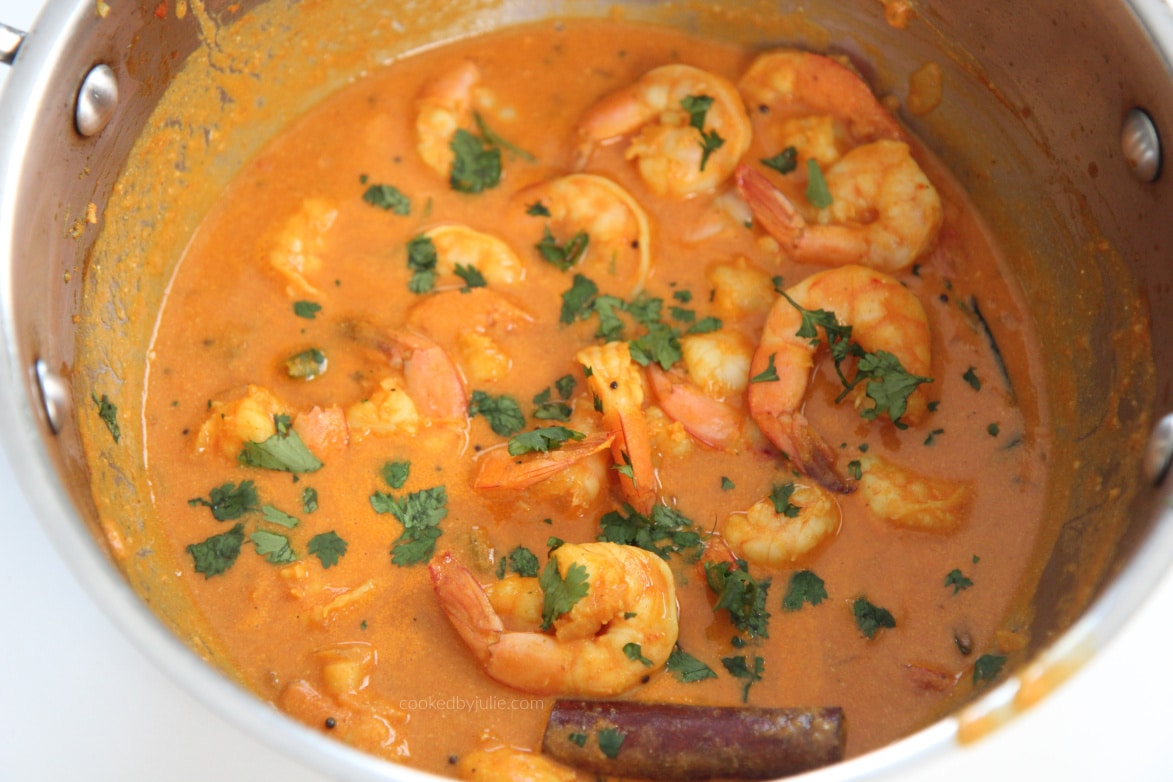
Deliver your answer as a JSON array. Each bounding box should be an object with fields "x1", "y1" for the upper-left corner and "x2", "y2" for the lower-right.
[{"x1": 142, "y1": 20, "x2": 1049, "y2": 778}]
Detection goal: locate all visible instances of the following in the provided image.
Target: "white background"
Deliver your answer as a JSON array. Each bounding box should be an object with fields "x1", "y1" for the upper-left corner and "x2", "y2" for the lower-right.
[{"x1": 1, "y1": 1, "x2": 1172, "y2": 780}]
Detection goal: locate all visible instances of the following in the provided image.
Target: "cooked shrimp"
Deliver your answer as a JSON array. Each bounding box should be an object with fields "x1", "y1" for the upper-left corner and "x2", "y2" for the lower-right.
[
  {"x1": 707, "y1": 257, "x2": 779, "y2": 322},
  {"x1": 407, "y1": 288, "x2": 535, "y2": 384},
  {"x1": 576, "y1": 342, "x2": 657, "y2": 513},
  {"x1": 416, "y1": 60, "x2": 483, "y2": 178},
  {"x1": 747, "y1": 265, "x2": 932, "y2": 492},
  {"x1": 196, "y1": 384, "x2": 288, "y2": 459},
  {"x1": 646, "y1": 331, "x2": 753, "y2": 451},
  {"x1": 723, "y1": 481, "x2": 841, "y2": 567},
  {"x1": 472, "y1": 431, "x2": 615, "y2": 494},
  {"x1": 456, "y1": 746, "x2": 578, "y2": 782},
  {"x1": 736, "y1": 140, "x2": 943, "y2": 272},
  {"x1": 513, "y1": 173, "x2": 651, "y2": 297},
  {"x1": 266, "y1": 198, "x2": 338, "y2": 297},
  {"x1": 738, "y1": 49, "x2": 905, "y2": 148},
  {"x1": 429, "y1": 543, "x2": 679, "y2": 696},
  {"x1": 577, "y1": 64, "x2": 752, "y2": 198},
  {"x1": 292, "y1": 405, "x2": 349, "y2": 456},
  {"x1": 424, "y1": 224, "x2": 526, "y2": 287},
  {"x1": 859, "y1": 454, "x2": 974, "y2": 531}
]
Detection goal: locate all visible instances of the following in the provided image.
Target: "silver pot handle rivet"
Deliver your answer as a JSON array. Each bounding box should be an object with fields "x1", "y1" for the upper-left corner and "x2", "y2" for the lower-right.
[
  {"x1": 34, "y1": 359, "x2": 69, "y2": 435},
  {"x1": 1121, "y1": 108, "x2": 1161, "y2": 183},
  {"x1": 1144, "y1": 412, "x2": 1173, "y2": 485},
  {"x1": 75, "y1": 64, "x2": 118, "y2": 137}
]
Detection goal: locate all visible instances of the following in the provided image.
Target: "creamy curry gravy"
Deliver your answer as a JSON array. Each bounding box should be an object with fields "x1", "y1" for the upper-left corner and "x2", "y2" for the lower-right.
[{"x1": 143, "y1": 19, "x2": 1048, "y2": 778}]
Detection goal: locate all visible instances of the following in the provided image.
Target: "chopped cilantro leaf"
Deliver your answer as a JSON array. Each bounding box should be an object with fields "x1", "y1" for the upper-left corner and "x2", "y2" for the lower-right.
[
  {"x1": 988, "y1": 422, "x2": 1001, "y2": 437},
  {"x1": 805, "y1": 158, "x2": 833, "y2": 209},
  {"x1": 526, "y1": 200, "x2": 551, "y2": 217},
  {"x1": 628, "y1": 322, "x2": 682, "y2": 371},
  {"x1": 853, "y1": 350, "x2": 934, "y2": 426},
  {"x1": 536, "y1": 225, "x2": 590, "y2": 271},
  {"x1": 597, "y1": 727, "x2": 626, "y2": 759},
  {"x1": 593, "y1": 294, "x2": 627, "y2": 341},
  {"x1": 93, "y1": 393, "x2": 121, "y2": 443},
  {"x1": 473, "y1": 111, "x2": 536, "y2": 163},
  {"x1": 686, "y1": 316, "x2": 722, "y2": 335},
  {"x1": 721, "y1": 476, "x2": 735, "y2": 491},
  {"x1": 308, "y1": 531, "x2": 348, "y2": 569},
  {"x1": 539, "y1": 557, "x2": 590, "y2": 630},
  {"x1": 503, "y1": 545, "x2": 540, "y2": 578},
  {"x1": 973, "y1": 653, "x2": 1007, "y2": 684},
  {"x1": 945, "y1": 568, "x2": 974, "y2": 594},
  {"x1": 406, "y1": 235, "x2": 438, "y2": 294},
  {"x1": 237, "y1": 419, "x2": 323, "y2": 474},
  {"x1": 666, "y1": 645, "x2": 718, "y2": 683},
  {"x1": 782, "y1": 570, "x2": 828, "y2": 611},
  {"x1": 251, "y1": 529, "x2": 297, "y2": 564},
  {"x1": 598, "y1": 504, "x2": 703, "y2": 561},
  {"x1": 625, "y1": 294, "x2": 663, "y2": 326},
  {"x1": 468, "y1": 390, "x2": 526, "y2": 437},
  {"x1": 449, "y1": 128, "x2": 501, "y2": 193},
  {"x1": 568, "y1": 733, "x2": 588, "y2": 747},
  {"x1": 554, "y1": 375, "x2": 576, "y2": 399},
  {"x1": 532, "y1": 388, "x2": 572, "y2": 422},
  {"x1": 371, "y1": 485, "x2": 449, "y2": 567},
  {"x1": 761, "y1": 146, "x2": 798, "y2": 175},
  {"x1": 924, "y1": 427, "x2": 946, "y2": 446},
  {"x1": 705, "y1": 560, "x2": 771, "y2": 639},
  {"x1": 507, "y1": 426, "x2": 585, "y2": 456},
  {"x1": 187, "y1": 523, "x2": 245, "y2": 578},
  {"x1": 560, "y1": 273, "x2": 599, "y2": 325},
  {"x1": 769, "y1": 483, "x2": 802, "y2": 517},
  {"x1": 670, "y1": 306, "x2": 696, "y2": 324},
  {"x1": 454, "y1": 263, "x2": 488, "y2": 291},
  {"x1": 188, "y1": 481, "x2": 259, "y2": 521},
  {"x1": 721, "y1": 654, "x2": 765, "y2": 703},
  {"x1": 681, "y1": 94, "x2": 725, "y2": 171},
  {"x1": 260, "y1": 504, "x2": 300, "y2": 529},
  {"x1": 623, "y1": 642, "x2": 654, "y2": 666},
  {"x1": 362, "y1": 184, "x2": 411, "y2": 215},
  {"x1": 750, "y1": 353, "x2": 779, "y2": 383},
  {"x1": 963, "y1": 366, "x2": 982, "y2": 390},
  {"x1": 673, "y1": 289, "x2": 693, "y2": 303},
  {"x1": 853, "y1": 597, "x2": 896, "y2": 639},
  {"x1": 293, "y1": 300, "x2": 321, "y2": 319},
  {"x1": 301, "y1": 486, "x2": 319, "y2": 514},
  {"x1": 382, "y1": 460, "x2": 411, "y2": 489}
]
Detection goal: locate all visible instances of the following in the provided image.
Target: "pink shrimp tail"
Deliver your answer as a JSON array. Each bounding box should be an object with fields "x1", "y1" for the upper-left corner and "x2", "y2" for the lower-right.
[
  {"x1": 736, "y1": 164, "x2": 808, "y2": 252},
  {"x1": 757, "y1": 409, "x2": 856, "y2": 495},
  {"x1": 428, "y1": 552, "x2": 502, "y2": 665}
]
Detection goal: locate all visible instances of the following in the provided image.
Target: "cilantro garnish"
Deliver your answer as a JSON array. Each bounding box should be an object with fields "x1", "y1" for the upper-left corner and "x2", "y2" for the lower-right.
[
  {"x1": 449, "y1": 128, "x2": 501, "y2": 193},
  {"x1": 237, "y1": 417, "x2": 323, "y2": 474},
  {"x1": 623, "y1": 642, "x2": 654, "y2": 666},
  {"x1": 598, "y1": 503, "x2": 703, "y2": 561},
  {"x1": 468, "y1": 390, "x2": 526, "y2": 437},
  {"x1": 362, "y1": 184, "x2": 411, "y2": 215},
  {"x1": 187, "y1": 523, "x2": 245, "y2": 578},
  {"x1": 406, "y1": 235, "x2": 438, "y2": 294},
  {"x1": 251, "y1": 529, "x2": 297, "y2": 565},
  {"x1": 536, "y1": 225, "x2": 590, "y2": 271},
  {"x1": 666, "y1": 645, "x2": 718, "y2": 683},
  {"x1": 963, "y1": 366, "x2": 982, "y2": 390},
  {"x1": 568, "y1": 733, "x2": 588, "y2": 747},
  {"x1": 624, "y1": 294, "x2": 663, "y2": 327},
  {"x1": 721, "y1": 654, "x2": 765, "y2": 703},
  {"x1": 686, "y1": 316, "x2": 722, "y2": 335},
  {"x1": 284, "y1": 348, "x2": 327, "y2": 380},
  {"x1": 852, "y1": 597, "x2": 896, "y2": 639},
  {"x1": 499, "y1": 545, "x2": 540, "y2": 578},
  {"x1": 473, "y1": 111, "x2": 536, "y2": 163},
  {"x1": 308, "y1": 531, "x2": 348, "y2": 569},
  {"x1": 260, "y1": 504, "x2": 300, "y2": 529},
  {"x1": 560, "y1": 273, "x2": 599, "y2": 325},
  {"x1": 629, "y1": 321, "x2": 683, "y2": 371},
  {"x1": 769, "y1": 483, "x2": 802, "y2": 517},
  {"x1": 293, "y1": 300, "x2": 321, "y2": 319},
  {"x1": 539, "y1": 557, "x2": 590, "y2": 630},
  {"x1": 781, "y1": 570, "x2": 827, "y2": 612},
  {"x1": 705, "y1": 560, "x2": 771, "y2": 639},
  {"x1": 92, "y1": 393, "x2": 121, "y2": 443},
  {"x1": 593, "y1": 295, "x2": 627, "y2": 341},
  {"x1": 681, "y1": 94, "x2": 725, "y2": 172},
  {"x1": 761, "y1": 146, "x2": 798, "y2": 175},
  {"x1": 848, "y1": 459, "x2": 863, "y2": 480},
  {"x1": 721, "y1": 476, "x2": 735, "y2": 490},
  {"x1": 454, "y1": 263, "x2": 488, "y2": 291},
  {"x1": 988, "y1": 422, "x2": 1001, "y2": 437},
  {"x1": 507, "y1": 426, "x2": 585, "y2": 456},
  {"x1": 188, "y1": 481, "x2": 259, "y2": 521},
  {"x1": 805, "y1": 158, "x2": 833, "y2": 208},
  {"x1": 301, "y1": 487, "x2": 319, "y2": 514},
  {"x1": 945, "y1": 568, "x2": 974, "y2": 594},
  {"x1": 371, "y1": 485, "x2": 449, "y2": 566},
  {"x1": 973, "y1": 653, "x2": 1006, "y2": 684},
  {"x1": 533, "y1": 375, "x2": 576, "y2": 421},
  {"x1": 749, "y1": 353, "x2": 779, "y2": 383},
  {"x1": 597, "y1": 727, "x2": 626, "y2": 759},
  {"x1": 526, "y1": 200, "x2": 551, "y2": 217},
  {"x1": 382, "y1": 460, "x2": 410, "y2": 489}
]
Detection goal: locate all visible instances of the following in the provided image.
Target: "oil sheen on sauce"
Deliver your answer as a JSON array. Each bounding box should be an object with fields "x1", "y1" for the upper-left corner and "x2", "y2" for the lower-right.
[{"x1": 142, "y1": 19, "x2": 1050, "y2": 778}]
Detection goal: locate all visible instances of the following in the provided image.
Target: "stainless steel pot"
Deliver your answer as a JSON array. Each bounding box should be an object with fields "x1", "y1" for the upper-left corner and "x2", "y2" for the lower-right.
[{"x1": 1, "y1": 1, "x2": 1172, "y2": 779}]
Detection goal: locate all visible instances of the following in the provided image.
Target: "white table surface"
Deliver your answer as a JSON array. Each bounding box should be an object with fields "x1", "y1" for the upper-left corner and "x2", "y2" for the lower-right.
[{"x1": 2, "y1": 2, "x2": 1172, "y2": 780}]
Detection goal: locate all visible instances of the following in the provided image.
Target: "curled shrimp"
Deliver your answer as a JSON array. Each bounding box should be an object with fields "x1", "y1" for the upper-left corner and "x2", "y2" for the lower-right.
[
  {"x1": 859, "y1": 454, "x2": 974, "y2": 531},
  {"x1": 456, "y1": 746, "x2": 578, "y2": 782},
  {"x1": 738, "y1": 49, "x2": 905, "y2": 150},
  {"x1": 415, "y1": 60, "x2": 484, "y2": 179},
  {"x1": 576, "y1": 342, "x2": 657, "y2": 513},
  {"x1": 407, "y1": 288, "x2": 535, "y2": 385},
  {"x1": 429, "y1": 542, "x2": 679, "y2": 697},
  {"x1": 423, "y1": 224, "x2": 526, "y2": 288},
  {"x1": 266, "y1": 198, "x2": 338, "y2": 298},
  {"x1": 513, "y1": 173, "x2": 651, "y2": 297},
  {"x1": 577, "y1": 64, "x2": 752, "y2": 198},
  {"x1": 736, "y1": 140, "x2": 943, "y2": 272},
  {"x1": 723, "y1": 481, "x2": 841, "y2": 567},
  {"x1": 747, "y1": 265, "x2": 932, "y2": 492},
  {"x1": 472, "y1": 431, "x2": 615, "y2": 494}
]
